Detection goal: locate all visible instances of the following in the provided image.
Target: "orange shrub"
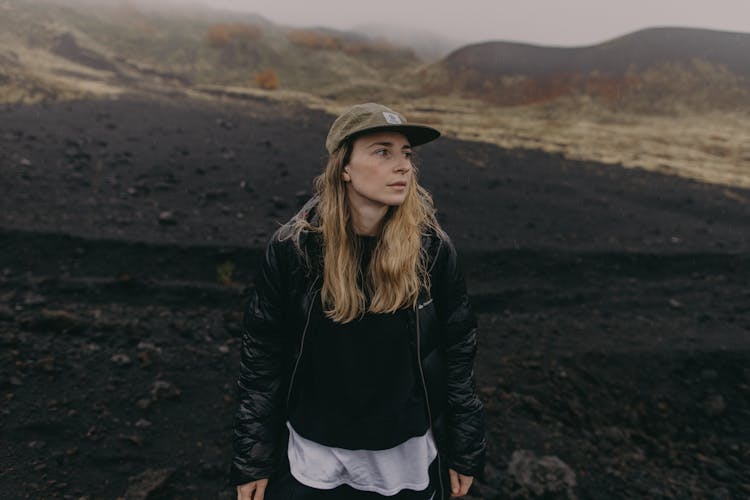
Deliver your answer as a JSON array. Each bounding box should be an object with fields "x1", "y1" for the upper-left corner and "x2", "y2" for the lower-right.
[
  {"x1": 287, "y1": 29, "x2": 339, "y2": 50},
  {"x1": 207, "y1": 24, "x2": 262, "y2": 48},
  {"x1": 255, "y1": 68, "x2": 278, "y2": 90}
]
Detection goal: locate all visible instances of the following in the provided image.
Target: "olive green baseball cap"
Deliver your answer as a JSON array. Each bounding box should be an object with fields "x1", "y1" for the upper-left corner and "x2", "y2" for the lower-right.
[{"x1": 325, "y1": 102, "x2": 441, "y2": 154}]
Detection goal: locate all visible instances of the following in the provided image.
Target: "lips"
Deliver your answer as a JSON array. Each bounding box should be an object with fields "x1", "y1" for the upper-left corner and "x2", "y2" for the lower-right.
[{"x1": 388, "y1": 182, "x2": 407, "y2": 187}]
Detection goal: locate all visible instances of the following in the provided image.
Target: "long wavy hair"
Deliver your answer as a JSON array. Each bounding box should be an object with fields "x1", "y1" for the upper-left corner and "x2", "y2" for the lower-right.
[{"x1": 282, "y1": 138, "x2": 447, "y2": 323}]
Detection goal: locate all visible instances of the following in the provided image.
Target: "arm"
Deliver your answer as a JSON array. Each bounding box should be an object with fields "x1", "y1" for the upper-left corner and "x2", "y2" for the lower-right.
[
  {"x1": 230, "y1": 232, "x2": 290, "y2": 485},
  {"x1": 433, "y1": 234, "x2": 486, "y2": 480}
]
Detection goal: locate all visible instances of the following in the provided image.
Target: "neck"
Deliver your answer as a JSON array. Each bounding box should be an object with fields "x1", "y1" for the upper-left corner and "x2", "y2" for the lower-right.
[{"x1": 347, "y1": 198, "x2": 388, "y2": 236}]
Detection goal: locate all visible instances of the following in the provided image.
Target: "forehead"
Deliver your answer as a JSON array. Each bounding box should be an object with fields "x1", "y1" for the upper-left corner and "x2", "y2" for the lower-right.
[{"x1": 353, "y1": 130, "x2": 411, "y2": 148}]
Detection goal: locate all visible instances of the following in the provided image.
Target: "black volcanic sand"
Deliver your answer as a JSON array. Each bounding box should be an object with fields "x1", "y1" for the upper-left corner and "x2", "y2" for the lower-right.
[{"x1": 1, "y1": 96, "x2": 749, "y2": 499}]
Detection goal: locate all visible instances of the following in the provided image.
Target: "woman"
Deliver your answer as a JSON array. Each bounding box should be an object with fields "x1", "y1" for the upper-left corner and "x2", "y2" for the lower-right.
[{"x1": 231, "y1": 103, "x2": 485, "y2": 499}]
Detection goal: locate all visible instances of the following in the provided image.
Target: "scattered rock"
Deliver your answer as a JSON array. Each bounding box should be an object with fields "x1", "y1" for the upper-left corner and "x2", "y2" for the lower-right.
[
  {"x1": 596, "y1": 426, "x2": 629, "y2": 444},
  {"x1": 136, "y1": 342, "x2": 161, "y2": 367},
  {"x1": 136, "y1": 351, "x2": 154, "y2": 367},
  {"x1": 203, "y1": 189, "x2": 228, "y2": 201},
  {"x1": 158, "y1": 211, "x2": 177, "y2": 225},
  {"x1": 709, "y1": 462, "x2": 734, "y2": 482},
  {"x1": 199, "y1": 461, "x2": 223, "y2": 479},
  {"x1": 240, "y1": 180, "x2": 255, "y2": 193},
  {"x1": 111, "y1": 354, "x2": 132, "y2": 366},
  {"x1": 136, "y1": 398, "x2": 152, "y2": 410},
  {"x1": 23, "y1": 292, "x2": 46, "y2": 306},
  {"x1": 151, "y1": 380, "x2": 181, "y2": 401},
  {"x1": 136, "y1": 342, "x2": 160, "y2": 353},
  {"x1": 216, "y1": 118, "x2": 234, "y2": 130},
  {"x1": 0, "y1": 304, "x2": 14, "y2": 321},
  {"x1": 519, "y1": 394, "x2": 543, "y2": 417},
  {"x1": 35, "y1": 356, "x2": 57, "y2": 373},
  {"x1": 23, "y1": 309, "x2": 86, "y2": 333},
  {"x1": 704, "y1": 394, "x2": 726, "y2": 417},
  {"x1": 119, "y1": 433, "x2": 144, "y2": 447},
  {"x1": 123, "y1": 468, "x2": 175, "y2": 500},
  {"x1": 271, "y1": 196, "x2": 288, "y2": 210},
  {"x1": 507, "y1": 449, "x2": 577, "y2": 499},
  {"x1": 472, "y1": 462, "x2": 503, "y2": 498}
]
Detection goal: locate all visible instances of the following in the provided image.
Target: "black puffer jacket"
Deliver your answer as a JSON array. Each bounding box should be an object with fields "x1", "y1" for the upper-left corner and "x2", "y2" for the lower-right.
[{"x1": 230, "y1": 197, "x2": 486, "y2": 495}]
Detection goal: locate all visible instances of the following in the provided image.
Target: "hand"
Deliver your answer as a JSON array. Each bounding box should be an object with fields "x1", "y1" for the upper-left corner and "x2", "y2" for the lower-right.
[
  {"x1": 237, "y1": 478, "x2": 268, "y2": 500},
  {"x1": 448, "y1": 468, "x2": 473, "y2": 497}
]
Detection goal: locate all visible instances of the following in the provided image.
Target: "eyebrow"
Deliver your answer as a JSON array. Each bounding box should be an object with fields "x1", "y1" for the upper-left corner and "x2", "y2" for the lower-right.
[{"x1": 367, "y1": 141, "x2": 412, "y2": 149}]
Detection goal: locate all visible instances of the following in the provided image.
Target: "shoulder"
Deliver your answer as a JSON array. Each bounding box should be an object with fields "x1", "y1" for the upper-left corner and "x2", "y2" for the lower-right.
[
  {"x1": 423, "y1": 224, "x2": 456, "y2": 275},
  {"x1": 264, "y1": 196, "x2": 322, "y2": 274}
]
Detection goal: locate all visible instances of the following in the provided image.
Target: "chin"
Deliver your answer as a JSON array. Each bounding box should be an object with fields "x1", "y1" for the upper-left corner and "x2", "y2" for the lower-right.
[{"x1": 385, "y1": 196, "x2": 408, "y2": 207}]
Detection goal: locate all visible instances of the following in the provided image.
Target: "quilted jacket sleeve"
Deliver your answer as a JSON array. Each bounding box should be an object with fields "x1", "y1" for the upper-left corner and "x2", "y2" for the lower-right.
[
  {"x1": 230, "y1": 232, "x2": 289, "y2": 485},
  {"x1": 433, "y1": 233, "x2": 487, "y2": 478}
]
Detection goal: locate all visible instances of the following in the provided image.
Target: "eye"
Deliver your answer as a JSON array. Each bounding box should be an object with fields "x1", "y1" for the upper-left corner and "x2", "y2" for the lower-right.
[
  {"x1": 404, "y1": 151, "x2": 413, "y2": 159},
  {"x1": 375, "y1": 149, "x2": 390, "y2": 157}
]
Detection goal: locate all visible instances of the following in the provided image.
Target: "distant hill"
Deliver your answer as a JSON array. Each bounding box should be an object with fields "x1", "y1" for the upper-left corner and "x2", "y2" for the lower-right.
[
  {"x1": 421, "y1": 27, "x2": 750, "y2": 109},
  {"x1": 0, "y1": 0, "x2": 419, "y2": 103}
]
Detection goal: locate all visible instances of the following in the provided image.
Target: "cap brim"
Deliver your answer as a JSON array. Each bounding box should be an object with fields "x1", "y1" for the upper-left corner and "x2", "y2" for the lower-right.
[{"x1": 346, "y1": 124, "x2": 441, "y2": 148}]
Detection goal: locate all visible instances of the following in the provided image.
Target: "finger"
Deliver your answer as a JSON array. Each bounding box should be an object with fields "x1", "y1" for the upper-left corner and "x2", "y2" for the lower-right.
[
  {"x1": 459, "y1": 474, "x2": 474, "y2": 495},
  {"x1": 449, "y1": 468, "x2": 460, "y2": 497},
  {"x1": 237, "y1": 485, "x2": 252, "y2": 500},
  {"x1": 254, "y1": 481, "x2": 267, "y2": 500}
]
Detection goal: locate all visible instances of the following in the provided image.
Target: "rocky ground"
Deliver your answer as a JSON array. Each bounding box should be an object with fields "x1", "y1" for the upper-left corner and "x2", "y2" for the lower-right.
[{"x1": 1, "y1": 95, "x2": 749, "y2": 499}]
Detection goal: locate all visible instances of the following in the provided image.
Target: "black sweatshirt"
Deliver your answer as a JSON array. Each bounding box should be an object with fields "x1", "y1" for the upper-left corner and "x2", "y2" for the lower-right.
[{"x1": 289, "y1": 234, "x2": 429, "y2": 450}]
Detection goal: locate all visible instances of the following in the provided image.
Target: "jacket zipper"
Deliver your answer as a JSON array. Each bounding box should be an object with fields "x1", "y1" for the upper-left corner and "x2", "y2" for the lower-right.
[
  {"x1": 415, "y1": 299, "x2": 444, "y2": 499},
  {"x1": 285, "y1": 275, "x2": 320, "y2": 408}
]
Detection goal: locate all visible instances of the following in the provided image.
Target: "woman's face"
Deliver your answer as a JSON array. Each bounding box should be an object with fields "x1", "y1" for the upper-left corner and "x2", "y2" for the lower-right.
[{"x1": 342, "y1": 131, "x2": 413, "y2": 210}]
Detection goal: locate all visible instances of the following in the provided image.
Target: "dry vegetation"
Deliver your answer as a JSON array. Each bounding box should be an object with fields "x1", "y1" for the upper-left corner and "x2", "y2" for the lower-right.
[
  {"x1": 0, "y1": 36, "x2": 123, "y2": 103},
  {"x1": 286, "y1": 29, "x2": 340, "y2": 50},
  {"x1": 254, "y1": 68, "x2": 278, "y2": 90},
  {"x1": 207, "y1": 24, "x2": 263, "y2": 48},
  {"x1": 392, "y1": 96, "x2": 750, "y2": 189}
]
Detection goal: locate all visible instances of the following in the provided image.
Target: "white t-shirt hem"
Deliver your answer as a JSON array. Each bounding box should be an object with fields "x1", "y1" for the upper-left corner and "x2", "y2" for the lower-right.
[
  {"x1": 290, "y1": 468, "x2": 431, "y2": 496},
  {"x1": 286, "y1": 421, "x2": 437, "y2": 496}
]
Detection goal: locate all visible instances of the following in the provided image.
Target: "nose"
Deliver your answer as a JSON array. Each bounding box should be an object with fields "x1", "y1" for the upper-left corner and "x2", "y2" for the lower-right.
[{"x1": 395, "y1": 155, "x2": 411, "y2": 173}]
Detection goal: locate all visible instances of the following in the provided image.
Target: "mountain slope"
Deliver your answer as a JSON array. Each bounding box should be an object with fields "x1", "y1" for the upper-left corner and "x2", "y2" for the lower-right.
[
  {"x1": 421, "y1": 27, "x2": 750, "y2": 108},
  {"x1": 0, "y1": 0, "x2": 419, "y2": 103}
]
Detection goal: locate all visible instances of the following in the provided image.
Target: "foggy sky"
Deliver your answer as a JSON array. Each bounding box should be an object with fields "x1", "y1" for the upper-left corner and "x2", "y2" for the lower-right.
[{"x1": 191, "y1": 0, "x2": 750, "y2": 46}]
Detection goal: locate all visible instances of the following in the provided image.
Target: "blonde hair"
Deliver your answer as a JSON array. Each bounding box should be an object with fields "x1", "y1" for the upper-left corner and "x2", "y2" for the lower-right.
[{"x1": 282, "y1": 139, "x2": 447, "y2": 323}]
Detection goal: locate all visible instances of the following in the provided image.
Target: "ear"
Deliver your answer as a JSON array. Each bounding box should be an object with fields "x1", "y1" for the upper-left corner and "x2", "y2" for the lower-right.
[{"x1": 342, "y1": 166, "x2": 351, "y2": 182}]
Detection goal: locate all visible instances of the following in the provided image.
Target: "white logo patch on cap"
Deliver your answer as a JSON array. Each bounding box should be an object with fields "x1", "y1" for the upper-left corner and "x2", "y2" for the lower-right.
[{"x1": 382, "y1": 112, "x2": 402, "y2": 124}]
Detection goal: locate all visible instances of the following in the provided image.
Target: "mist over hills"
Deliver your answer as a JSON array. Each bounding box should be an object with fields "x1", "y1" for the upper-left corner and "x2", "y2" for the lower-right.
[
  {"x1": 351, "y1": 23, "x2": 466, "y2": 60},
  {"x1": 3, "y1": 0, "x2": 749, "y2": 108}
]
